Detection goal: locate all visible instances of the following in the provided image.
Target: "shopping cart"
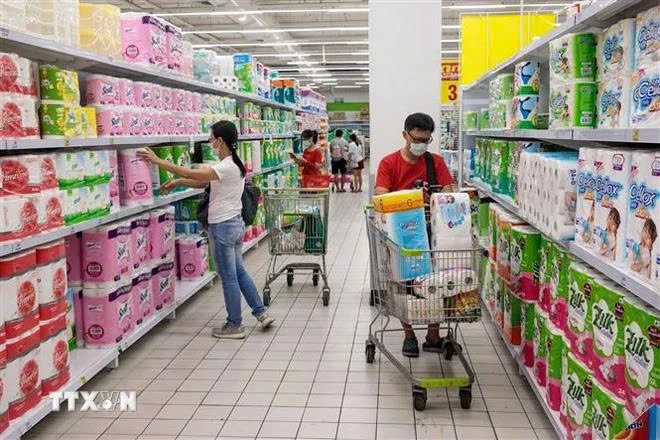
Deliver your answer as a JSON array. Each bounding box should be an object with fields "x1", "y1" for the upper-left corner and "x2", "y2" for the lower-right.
[
  {"x1": 262, "y1": 188, "x2": 331, "y2": 306},
  {"x1": 364, "y1": 207, "x2": 482, "y2": 411}
]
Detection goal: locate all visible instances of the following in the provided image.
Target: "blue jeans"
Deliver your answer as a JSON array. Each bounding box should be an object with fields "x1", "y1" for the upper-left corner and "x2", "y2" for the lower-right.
[{"x1": 209, "y1": 215, "x2": 265, "y2": 327}]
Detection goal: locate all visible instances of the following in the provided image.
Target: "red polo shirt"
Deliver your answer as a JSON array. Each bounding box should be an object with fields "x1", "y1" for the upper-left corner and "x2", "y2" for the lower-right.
[{"x1": 375, "y1": 150, "x2": 453, "y2": 191}]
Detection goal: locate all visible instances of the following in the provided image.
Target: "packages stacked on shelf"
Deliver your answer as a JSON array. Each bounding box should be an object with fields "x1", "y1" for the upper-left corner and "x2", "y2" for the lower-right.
[
  {"x1": 463, "y1": 111, "x2": 478, "y2": 131},
  {"x1": 297, "y1": 112, "x2": 328, "y2": 132},
  {"x1": 233, "y1": 53, "x2": 259, "y2": 95},
  {"x1": 79, "y1": 3, "x2": 121, "y2": 59},
  {"x1": 0, "y1": 240, "x2": 71, "y2": 427},
  {"x1": 193, "y1": 49, "x2": 238, "y2": 90},
  {"x1": 0, "y1": 154, "x2": 64, "y2": 242},
  {"x1": 630, "y1": 6, "x2": 660, "y2": 128},
  {"x1": 574, "y1": 147, "x2": 659, "y2": 284},
  {"x1": 0, "y1": 53, "x2": 40, "y2": 138},
  {"x1": 150, "y1": 145, "x2": 192, "y2": 196},
  {"x1": 489, "y1": 74, "x2": 515, "y2": 129},
  {"x1": 513, "y1": 61, "x2": 543, "y2": 129},
  {"x1": 0, "y1": 0, "x2": 80, "y2": 48},
  {"x1": 271, "y1": 78, "x2": 299, "y2": 107},
  {"x1": 299, "y1": 88, "x2": 327, "y2": 114},
  {"x1": 478, "y1": 200, "x2": 659, "y2": 440},
  {"x1": 549, "y1": 32, "x2": 598, "y2": 129},
  {"x1": 238, "y1": 102, "x2": 296, "y2": 135}
]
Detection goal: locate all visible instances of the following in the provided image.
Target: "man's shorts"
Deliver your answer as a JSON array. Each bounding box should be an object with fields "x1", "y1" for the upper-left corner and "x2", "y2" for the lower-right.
[{"x1": 331, "y1": 158, "x2": 347, "y2": 175}]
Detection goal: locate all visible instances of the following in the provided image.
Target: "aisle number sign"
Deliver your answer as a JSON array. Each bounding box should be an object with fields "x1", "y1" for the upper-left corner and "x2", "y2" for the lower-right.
[{"x1": 441, "y1": 59, "x2": 460, "y2": 104}]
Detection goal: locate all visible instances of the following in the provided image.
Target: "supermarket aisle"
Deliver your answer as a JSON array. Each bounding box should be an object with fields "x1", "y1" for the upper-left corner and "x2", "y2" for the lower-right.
[{"x1": 25, "y1": 190, "x2": 558, "y2": 440}]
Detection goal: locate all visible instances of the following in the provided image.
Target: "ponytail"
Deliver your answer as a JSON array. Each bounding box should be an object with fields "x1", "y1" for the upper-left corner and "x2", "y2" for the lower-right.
[
  {"x1": 301, "y1": 129, "x2": 318, "y2": 144},
  {"x1": 211, "y1": 120, "x2": 246, "y2": 177}
]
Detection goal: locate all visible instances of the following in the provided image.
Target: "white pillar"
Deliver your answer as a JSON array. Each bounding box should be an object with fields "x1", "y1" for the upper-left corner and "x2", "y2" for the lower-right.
[{"x1": 368, "y1": 0, "x2": 443, "y2": 191}]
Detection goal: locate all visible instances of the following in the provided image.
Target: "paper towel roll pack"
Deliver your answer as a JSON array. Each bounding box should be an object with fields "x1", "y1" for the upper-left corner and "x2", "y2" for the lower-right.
[
  {"x1": 597, "y1": 18, "x2": 636, "y2": 79},
  {"x1": 550, "y1": 33, "x2": 597, "y2": 82},
  {"x1": 514, "y1": 61, "x2": 540, "y2": 95},
  {"x1": 549, "y1": 81, "x2": 597, "y2": 129}
]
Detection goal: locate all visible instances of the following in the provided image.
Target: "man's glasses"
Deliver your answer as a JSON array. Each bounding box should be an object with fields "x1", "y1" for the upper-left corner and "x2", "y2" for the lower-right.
[{"x1": 407, "y1": 131, "x2": 433, "y2": 144}]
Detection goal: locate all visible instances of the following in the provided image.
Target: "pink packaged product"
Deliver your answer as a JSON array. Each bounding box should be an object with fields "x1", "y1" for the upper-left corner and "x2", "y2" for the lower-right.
[
  {"x1": 149, "y1": 206, "x2": 175, "y2": 261},
  {"x1": 171, "y1": 89, "x2": 183, "y2": 112},
  {"x1": 39, "y1": 154, "x2": 58, "y2": 191},
  {"x1": 0, "y1": 155, "x2": 42, "y2": 195},
  {"x1": 85, "y1": 74, "x2": 119, "y2": 105},
  {"x1": 0, "y1": 53, "x2": 38, "y2": 96},
  {"x1": 191, "y1": 92, "x2": 202, "y2": 112},
  {"x1": 152, "y1": 84, "x2": 162, "y2": 110},
  {"x1": 176, "y1": 235, "x2": 209, "y2": 281},
  {"x1": 154, "y1": 111, "x2": 166, "y2": 135},
  {"x1": 151, "y1": 259, "x2": 175, "y2": 310},
  {"x1": 64, "y1": 233, "x2": 82, "y2": 286},
  {"x1": 185, "y1": 113, "x2": 197, "y2": 135},
  {"x1": 95, "y1": 105, "x2": 125, "y2": 137},
  {"x1": 118, "y1": 78, "x2": 136, "y2": 106},
  {"x1": 130, "y1": 213, "x2": 150, "y2": 269},
  {"x1": 166, "y1": 23, "x2": 183, "y2": 71},
  {"x1": 82, "y1": 220, "x2": 132, "y2": 287},
  {"x1": 182, "y1": 90, "x2": 193, "y2": 112},
  {"x1": 5, "y1": 337, "x2": 40, "y2": 420},
  {"x1": 120, "y1": 13, "x2": 168, "y2": 69},
  {"x1": 0, "y1": 364, "x2": 6, "y2": 434},
  {"x1": 118, "y1": 149, "x2": 153, "y2": 207},
  {"x1": 134, "y1": 81, "x2": 154, "y2": 108},
  {"x1": 72, "y1": 288, "x2": 84, "y2": 347},
  {"x1": 0, "y1": 93, "x2": 40, "y2": 138},
  {"x1": 122, "y1": 109, "x2": 141, "y2": 136},
  {"x1": 39, "y1": 326, "x2": 69, "y2": 395},
  {"x1": 141, "y1": 110, "x2": 156, "y2": 135},
  {"x1": 182, "y1": 42, "x2": 193, "y2": 78},
  {"x1": 131, "y1": 267, "x2": 153, "y2": 326},
  {"x1": 161, "y1": 86, "x2": 172, "y2": 111},
  {"x1": 82, "y1": 281, "x2": 134, "y2": 347},
  {"x1": 107, "y1": 150, "x2": 120, "y2": 213}
]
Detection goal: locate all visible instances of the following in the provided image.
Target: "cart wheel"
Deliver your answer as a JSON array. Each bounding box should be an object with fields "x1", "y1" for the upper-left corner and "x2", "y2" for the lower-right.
[
  {"x1": 312, "y1": 270, "x2": 319, "y2": 286},
  {"x1": 459, "y1": 387, "x2": 472, "y2": 409},
  {"x1": 263, "y1": 288, "x2": 271, "y2": 306},
  {"x1": 413, "y1": 387, "x2": 427, "y2": 411},
  {"x1": 322, "y1": 288, "x2": 330, "y2": 306},
  {"x1": 286, "y1": 269, "x2": 294, "y2": 287},
  {"x1": 444, "y1": 342, "x2": 455, "y2": 361},
  {"x1": 365, "y1": 343, "x2": 376, "y2": 363}
]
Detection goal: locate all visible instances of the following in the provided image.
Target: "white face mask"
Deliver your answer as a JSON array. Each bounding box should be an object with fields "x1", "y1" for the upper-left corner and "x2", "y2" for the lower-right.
[{"x1": 410, "y1": 142, "x2": 428, "y2": 156}]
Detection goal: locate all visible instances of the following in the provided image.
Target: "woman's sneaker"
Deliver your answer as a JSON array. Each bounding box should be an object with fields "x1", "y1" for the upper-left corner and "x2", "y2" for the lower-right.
[
  {"x1": 212, "y1": 323, "x2": 246, "y2": 339},
  {"x1": 256, "y1": 313, "x2": 275, "y2": 328}
]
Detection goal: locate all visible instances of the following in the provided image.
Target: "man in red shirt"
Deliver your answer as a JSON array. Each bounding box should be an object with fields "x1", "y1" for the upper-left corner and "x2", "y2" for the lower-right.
[{"x1": 375, "y1": 112, "x2": 454, "y2": 358}]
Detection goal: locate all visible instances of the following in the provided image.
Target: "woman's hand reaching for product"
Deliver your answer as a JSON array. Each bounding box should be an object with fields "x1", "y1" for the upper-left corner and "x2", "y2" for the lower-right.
[
  {"x1": 159, "y1": 179, "x2": 180, "y2": 194},
  {"x1": 137, "y1": 147, "x2": 160, "y2": 164},
  {"x1": 288, "y1": 151, "x2": 297, "y2": 160}
]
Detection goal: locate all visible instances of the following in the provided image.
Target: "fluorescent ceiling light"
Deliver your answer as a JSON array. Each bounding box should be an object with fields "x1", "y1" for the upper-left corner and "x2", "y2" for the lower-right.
[
  {"x1": 442, "y1": 25, "x2": 461, "y2": 30},
  {"x1": 158, "y1": 8, "x2": 369, "y2": 17},
  {"x1": 276, "y1": 67, "x2": 369, "y2": 72},
  {"x1": 442, "y1": 39, "x2": 460, "y2": 43},
  {"x1": 355, "y1": 82, "x2": 370, "y2": 85},
  {"x1": 444, "y1": 3, "x2": 571, "y2": 9},
  {"x1": 335, "y1": 86, "x2": 361, "y2": 88},
  {"x1": 193, "y1": 41, "x2": 368, "y2": 48},
  {"x1": 286, "y1": 60, "x2": 369, "y2": 65},
  {"x1": 251, "y1": 52, "x2": 368, "y2": 57},
  {"x1": 443, "y1": 50, "x2": 461, "y2": 54},
  {"x1": 184, "y1": 26, "x2": 368, "y2": 35}
]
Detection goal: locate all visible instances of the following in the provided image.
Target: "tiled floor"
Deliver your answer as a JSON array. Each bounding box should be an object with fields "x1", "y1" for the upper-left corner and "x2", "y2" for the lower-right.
[{"x1": 25, "y1": 190, "x2": 559, "y2": 440}]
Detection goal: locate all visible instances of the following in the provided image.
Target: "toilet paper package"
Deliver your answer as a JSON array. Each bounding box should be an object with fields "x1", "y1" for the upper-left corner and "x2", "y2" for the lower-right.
[
  {"x1": 85, "y1": 74, "x2": 119, "y2": 106},
  {"x1": 540, "y1": 236, "x2": 555, "y2": 314},
  {"x1": 622, "y1": 297, "x2": 659, "y2": 421},
  {"x1": 489, "y1": 73, "x2": 514, "y2": 101},
  {"x1": 118, "y1": 149, "x2": 154, "y2": 207},
  {"x1": 107, "y1": 149, "x2": 120, "y2": 213},
  {"x1": 39, "y1": 65, "x2": 79, "y2": 103},
  {"x1": 39, "y1": 326, "x2": 69, "y2": 394},
  {"x1": 593, "y1": 149, "x2": 632, "y2": 266},
  {"x1": 630, "y1": 66, "x2": 660, "y2": 128},
  {"x1": 549, "y1": 81, "x2": 597, "y2": 129},
  {"x1": 489, "y1": 140, "x2": 510, "y2": 194},
  {"x1": 597, "y1": 18, "x2": 636, "y2": 79},
  {"x1": 546, "y1": 323, "x2": 564, "y2": 411},
  {"x1": 64, "y1": 232, "x2": 82, "y2": 286},
  {"x1": 514, "y1": 61, "x2": 540, "y2": 95},
  {"x1": 488, "y1": 203, "x2": 503, "y2": 261},
  {"x1": 597, "y1": 76, "x2": 632, "y2": 128},
  {"x1": 411, "y1": 269, "x2": 477, "y2": 298},
  {"x1": 591, "y1": 381, "x2": 627, "y2": 440},
  {"x1": 0, "y1": 93, "x2": 39, "y2": 138},
  {"x1": 176, "y1": 235, "x2": 208, "y2": 281},
  {"x1": 575, "y1": 148, "x2": 599, "y2": 248},
  {"x1": 503, "y1": 287, "x2": 521, "y2": 346},
  {"x1": 566, "y1": 352, "x2": 594, "y2": 439},
  {"x1": 82, "y1": 281, "x2": 134, "y2": 347},
  {"x1": 0, "y1": 155, "x2": 42, "y2": 195},
  {"x1": 521, "y1": 299, "x2": 536, "y2": 368},
  {"x1": 591, "y1": 280, "x2": 626, "y2": 401},
  {"x1": 166, "y1": 23, "x2": 183, "y2": 72},
  {"x1": 480, "y1": 261, "x2": 496, "y2": 315},
  {"x1": 151, "y1": 259, "x2": 175, "y2": 310},
  {"x1": 130, "y1": 213, "x2": 150, "y2": 269},
  {"x1": 2, "y1": 267, "x2": 39, "y2": 340},
  {"x1": 496, "y1": 213, "x2": 525, "y2": 282},
  {"x1": 489, "y1": 99, "x2": 514, "y2": 129},
  {"x1": 430, "y1": 192, "x2": 473, "y2": 249},
  {"x1": 533, "y1": 305, "x2": 548, "y2": 387},
  {"x1": 510, "y1": 225, "x2": 541, "y2": 301},
  {"x1": 0, "y1": 53, "x2": 37, "y2": 96},
  {"x1": 375, "y1": 208, "x2": 431, "y2": 280},
  {"x1": 624, "y1": 150, "x2": 659, "y2": 281},
  {"x1": 79, "y1": 3, "x2": 121, "y2": 59},
  {"x1": 513, "y1": 95, "x2": 539, "y2": 129},
  {"x1": 82, "y1": 220, "x2": 132, "y2": 287},
  {"x1": 550, "y1": 33, "x2": 597, "y2": 82},
  {"x1": 131, "y1": 267, "x2": 153, "y2": 326},
  {"x1": 4, "y1": 340, "x2": 40, "y2": 420},
  {"x1": 94, "y1": 105, "x2": 124, "y2": 137},
  {"x1": 635, "y1": 5, "x2": 660, "y2": 69},
  {"x1": 550, "y1": 244, "x2": 571, "y2": 333},
  {"x1": 37, "y1": 257, "x2": 67, "y2": 313},
  {"x1": 372, "y1": 189, "x2": 424, "y2": 213},
  {"x1": 567, "y1": 262, "x2": 597, "y2": 369},
  {"x1": 120, "y1": 13, "x2": 168, "y2": 69},
  {"x1": 149, "y1": 206, "x2": 175, "y2": 261}
]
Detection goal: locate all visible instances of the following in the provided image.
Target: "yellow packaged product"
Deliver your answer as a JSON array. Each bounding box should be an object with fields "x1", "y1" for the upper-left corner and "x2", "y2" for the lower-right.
[
  {"x1": 373, "y1": 189, "x2": 425, "y2": 213},
  {"x1": 79, "y1": 3, "x2": 121, "y2": 59}
]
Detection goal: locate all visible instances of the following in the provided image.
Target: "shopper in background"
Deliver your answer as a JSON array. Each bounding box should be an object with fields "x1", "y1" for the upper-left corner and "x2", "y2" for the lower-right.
[
  {"x1": 374, "y1": 112, "x2": 454, "y2": 358},
  {"x1": 289, "y1": 129, "x2": 328, "y2": 188},
  {"x1": 329, "y1": 129, "x2": 349, "y2": 192},
  {"x1": 137, "y1": 120, "x2": 274, "y2": 339},
  {"x1": 348, "y1": 133, "x2": 364, "y2": 192}
]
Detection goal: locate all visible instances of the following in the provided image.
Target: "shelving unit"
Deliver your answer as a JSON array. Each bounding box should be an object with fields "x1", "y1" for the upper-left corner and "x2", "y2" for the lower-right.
[{"x1": 464, "y1": 128, "x2": 659, "y2": 148}]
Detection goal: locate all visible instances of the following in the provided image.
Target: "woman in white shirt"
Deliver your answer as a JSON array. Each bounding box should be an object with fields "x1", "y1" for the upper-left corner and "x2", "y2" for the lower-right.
[
  {"x1": 348, "y1": 133, "x2": 364, "y2": 192},
  {"x1": 138, "y1": 121, "x2": 274, "y2": 339}
]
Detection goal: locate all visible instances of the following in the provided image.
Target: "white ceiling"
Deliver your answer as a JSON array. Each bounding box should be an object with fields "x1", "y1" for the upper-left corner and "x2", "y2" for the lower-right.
[{"x1": 90, "y1": 0, "x2": 574, "y2": 92}]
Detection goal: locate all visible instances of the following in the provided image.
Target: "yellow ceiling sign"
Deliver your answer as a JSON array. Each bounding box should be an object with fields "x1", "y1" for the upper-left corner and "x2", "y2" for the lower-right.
[{"x1": 441, "y1": 59, "x2": 460, "y2": 104}]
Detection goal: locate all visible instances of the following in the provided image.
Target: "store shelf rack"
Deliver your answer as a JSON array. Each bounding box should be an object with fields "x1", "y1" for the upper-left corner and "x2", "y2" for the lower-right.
[
  {"x1": 0, "y1": 29, "x2": 298, "y2": 112},
  {"x1": 464, "y1": 128, "x2": 660, "y2": 147},
  {"x1": 247, "y1": 161, "x2": 294, "y2": 179},
  {"x1": 1, "y1": 225, "x2": 270, "y2": 440},
  {"x1": 467, "y1": 178, "x2": 659, "y2": 310},
  {"x1": 1, "y1": 134, "x2": 297, "y2": 151}
]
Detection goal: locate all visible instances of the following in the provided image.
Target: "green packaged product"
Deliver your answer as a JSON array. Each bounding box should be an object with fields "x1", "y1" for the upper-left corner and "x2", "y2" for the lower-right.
[
  {"x1": 503, "y1": 287, "x2": 521, "y2": 345},
  {"x1": 152, "y1": 146, "x2": 175, "y2": 195},
  {"x1": 549, "y1": 81, "x2": 597, "y2": 129},
  {"x1": 549, "y1": 33, "x2": 597, "y2": 82},
  {"x1": 521, "y1": 299, "x2": 536, "y2": 367},
  {"x1": 567, "y1": 352, "x2": 593, "y2": 431},
  {"x1": 510, "y1": 225, "x2": 541, "y2": 300},
  {"x1": 178, "y1": 197, "x2": 201, "y2": 221},
  {"x1": 479, "y1": 108, "x2": 490, "y2": 129},
  {"x1": 506, "y1": 141, "x2": 519, "y2": 198},
  {"x1": 547, "y1": 323, "x2": 564, "y2": 383},
  {"x1": 533, "y1": 306, "x2": 548, "y2": 381},
  {"x1": 551, "y1": 244, "x2": 572, "y2": 327},
  {"x1": 591, "y1": 381, "x2": 627, "y2": 440},
  {"x1": 567, "y1": 262, "x2": 597, "y2": 362},
  {"x1": 39, "y1": 65, "x2": 80, "y2": 102},
  {"x1": 498, "y1": 74, "x2": 514, "y2": 99},
  {"x1": 463, "y1": 111, "x2": 478, "y2": 131},
  {"x1": 478, "y1": 201, "x2": 490, "y2": 238},
  {"x1": 490, "y1": 140, "x2": 509, "y2": 193},
  {"x1": 39, "y1": 101, "x2": 67, "y2": 138},
  {"x1": 171, "y1": 145, "x2": 191, "y2": 167}
]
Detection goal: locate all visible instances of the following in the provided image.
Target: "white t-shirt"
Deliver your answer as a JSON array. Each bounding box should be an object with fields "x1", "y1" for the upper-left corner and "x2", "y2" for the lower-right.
[
  {"x1": 208, "y1": 157, "x2": 244, "y2": 224},
  {"x1": 330, "y1": 137, "x2": 348, "y2": 160},
  {"x1": 348, "y1": 142, "x2": 363, "y2": 166}
]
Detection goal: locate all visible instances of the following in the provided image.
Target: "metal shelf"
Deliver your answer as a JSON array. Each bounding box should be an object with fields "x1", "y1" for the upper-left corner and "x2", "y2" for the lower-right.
[
  {"x1": 242, "y1": 230, "x2": 269, "y2": 254},
  {"x1": 465, "y1": 128, "x2": 660, "y2": 146},
  {"x1": 468, "y1": 178, "x2": 658, "y2": 308},
  {"x1": 247, "y1": 161, "x2": 294, "y2": 179},
  {"x1": 0, "y1": 189, "x2": 204, "y2": 257},
  {"x1": 0, "y1": 29, "x2": 297, "y2": 111}
]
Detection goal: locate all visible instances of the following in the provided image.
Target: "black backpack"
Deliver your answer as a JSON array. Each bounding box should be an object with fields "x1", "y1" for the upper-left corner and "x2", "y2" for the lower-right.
[{"x1": 196, "y1": 181, "x2": 261, "y2": 229}]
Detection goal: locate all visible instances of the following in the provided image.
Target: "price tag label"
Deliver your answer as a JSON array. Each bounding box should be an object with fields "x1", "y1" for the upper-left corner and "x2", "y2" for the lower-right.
[{"x1": 631, "y1": 129, "x2": 640, "y2": 141}]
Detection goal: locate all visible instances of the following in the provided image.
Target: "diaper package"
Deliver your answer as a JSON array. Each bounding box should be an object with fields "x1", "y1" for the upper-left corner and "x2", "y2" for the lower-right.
[
  {"x1": 567, "y1": 262, "x2": 597, "y2": 369},
  {"x1": 549, "y1": 81, "x2": 597, "y2": 129},
  {"x1": 597, "y1": 18, "x2": 636, "y2": 79},
  {"x1": 373, "y1": 189, "x2": 424, "y2": 213},
  {"x1": 575, "y1": 147, "x2": 599, "y2": 249},
  {"x1": 376, "y1": 208, "x2": 430, "y2": 280},
  {"x1": 593, "y1": 149, "x2": 632, "y2": 266},
  {"x1": 635, "y1": 5, "x2": 660, "y2": 69},
  {"x1": 630, "y1": 66, "x2": 660, "y2": 128},
  {"x1": 550, "y1": 33, "x2": 597, "y2": 82},
  {"x1": 597, "y1": 76, "x2": 632, "y2": 128},
  {"x1": 624, "y1": 150, "x2": 659, "y2": 281},
  {"x1": 591, "y1": 280, "x2": 627, "y2": 401}
]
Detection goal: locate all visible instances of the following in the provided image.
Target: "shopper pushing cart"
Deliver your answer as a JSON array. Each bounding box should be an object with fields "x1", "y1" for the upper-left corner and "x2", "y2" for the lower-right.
[{"x1": 262, "y1": 187, "x2": 331, "y2": 306}]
